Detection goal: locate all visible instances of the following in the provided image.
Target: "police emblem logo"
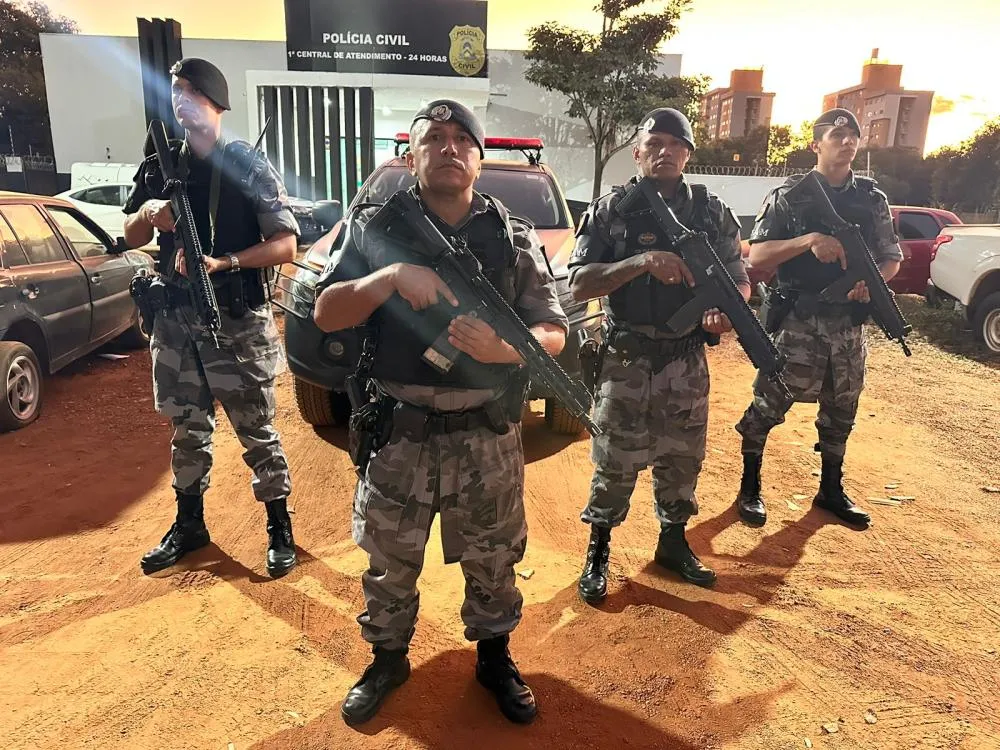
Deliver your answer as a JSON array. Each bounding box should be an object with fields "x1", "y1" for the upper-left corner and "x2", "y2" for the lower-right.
[
  {"x1": 430, "y1": 104, "x2": 452, "y2": 121},
  {"x1": 449, "y1": 25, "x2": 486, "y2": 77},
  {"x1": 834, "y1": 115, "x2": 848, "y2": 127},
  {"x1": 638, "y1": 232, "x2": 658, "y2": 246}
]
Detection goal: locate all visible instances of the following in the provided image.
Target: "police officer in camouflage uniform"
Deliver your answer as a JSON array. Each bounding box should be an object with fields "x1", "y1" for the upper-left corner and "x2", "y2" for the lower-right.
[
  {"x1": 733, "y1": 108, "x2": 903, "y2": 528},
  {"x1": 570, "y1": 109, "x2": 750, "y2": 604},
  {"x1": 123, "y1": 58, "x2": 300, "y2": 577},
  {"x1": 313, "y1": 100, "x2": 567, "y2": 726}
]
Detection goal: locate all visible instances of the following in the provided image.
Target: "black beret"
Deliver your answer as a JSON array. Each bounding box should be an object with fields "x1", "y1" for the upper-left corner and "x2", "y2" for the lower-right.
[
  {"x1": 814, "y1": 108, "x2": 861, "y2": 137},
  {"x1": 169, "y1": 57, "x2": 230, "y2": 111},
  {"x1": 638, "y1": 108, "x2": 695, "y2": 150},
  {"x1": 412, "y1": 99, "x2": 484, "y2": 156}
]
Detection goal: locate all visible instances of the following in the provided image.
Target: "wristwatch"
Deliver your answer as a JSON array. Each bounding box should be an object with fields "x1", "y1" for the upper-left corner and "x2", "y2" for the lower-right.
[{"x1": 228, "y1": 254, "x2": 240, "y2": 273}]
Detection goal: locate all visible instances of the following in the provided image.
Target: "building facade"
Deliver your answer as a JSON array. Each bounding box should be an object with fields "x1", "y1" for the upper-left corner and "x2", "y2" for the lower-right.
[
  {"x1": 700, "y1": 69, "x2": 775, "y2": 141},
  {"x1": 822, "y1": 59, "x2": 933, "y2": 152}
]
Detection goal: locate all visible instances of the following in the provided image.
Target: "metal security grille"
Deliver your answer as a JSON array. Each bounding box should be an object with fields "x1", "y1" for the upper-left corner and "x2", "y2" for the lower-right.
[
  {"x1": 257, "y1": 85, "x2": 375, "y2": 205},
  {"x1": 137, "y1": 18, "x2": 184, "y2": 139}
]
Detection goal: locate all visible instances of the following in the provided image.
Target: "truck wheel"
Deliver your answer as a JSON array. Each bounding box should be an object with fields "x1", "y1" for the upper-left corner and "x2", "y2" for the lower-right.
[
  {"x1": 293, "y1": 376, "x2": 351, "y2": 426},
  {"x1": 544, "y1": 398, "x2": 586, "y2": 435},
  {"x1": 0, "y1": 342, "x2": 43, "y2": 432},
  {"x1": 972, "y1": 292, "x2": 1000, "y2": 354}
]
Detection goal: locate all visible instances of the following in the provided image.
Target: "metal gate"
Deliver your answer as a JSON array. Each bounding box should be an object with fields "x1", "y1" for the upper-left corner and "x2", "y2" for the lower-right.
[{"x1": 256, "y1": 85, "x2": 375, "y2": 206}]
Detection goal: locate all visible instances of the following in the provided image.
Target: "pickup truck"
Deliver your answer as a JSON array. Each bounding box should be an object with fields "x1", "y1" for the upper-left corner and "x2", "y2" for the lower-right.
[
  {"x1": 279, "y1": 136, "x2": 603, "y2": 435},
  {"x1": 928, "y1": 225, "x2": 1000, "y2": 353},
  {"x1": 1, "y1": 191, "x2": 153, "y2": 431}
]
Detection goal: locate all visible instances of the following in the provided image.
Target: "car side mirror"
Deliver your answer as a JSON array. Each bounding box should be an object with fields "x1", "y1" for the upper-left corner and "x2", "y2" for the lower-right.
[
  {"x1": 113, "y1": 236, "x2": 129, "y2": 254},
  {"x1": 312, "y1": 200, "x2": 343, "y2": 230}
]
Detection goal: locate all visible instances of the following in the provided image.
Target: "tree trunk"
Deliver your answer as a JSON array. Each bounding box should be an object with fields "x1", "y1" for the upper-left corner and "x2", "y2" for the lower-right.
[{"x1": 591, "y1": 145, "x2": 606, "y2": 200}]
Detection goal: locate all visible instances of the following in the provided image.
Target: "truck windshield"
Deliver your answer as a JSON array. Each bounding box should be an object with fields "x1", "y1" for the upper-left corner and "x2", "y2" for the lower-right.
[{"x1": 360, "y1": 165, "x2": 569, "y2": 229}]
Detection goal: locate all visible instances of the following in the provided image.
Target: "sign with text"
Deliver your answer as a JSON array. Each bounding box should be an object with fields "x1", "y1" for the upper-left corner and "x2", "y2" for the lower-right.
[{"x1": 284, "y1": 0, "x2": 488, "y2": 78}]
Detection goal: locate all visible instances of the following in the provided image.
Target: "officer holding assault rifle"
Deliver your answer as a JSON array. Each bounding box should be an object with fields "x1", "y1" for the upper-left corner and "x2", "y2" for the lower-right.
[{"x1": 125, "y1": 55, "x2": 909, "y2": 727}]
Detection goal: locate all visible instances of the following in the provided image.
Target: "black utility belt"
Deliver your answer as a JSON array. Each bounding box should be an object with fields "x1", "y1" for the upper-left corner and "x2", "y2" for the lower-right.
[
  {"x1": 389, "y1": 397, "x2": 514, "y2": 440},
  {"x1": 605, "y1": 326, "x2": 705, "y2": 367},
  {"x1": 785, "y1": 292, "x2": 862, "y2": 320},
  {"x1": 163, "y1": 279, "x2": 265, "y2": 314}
]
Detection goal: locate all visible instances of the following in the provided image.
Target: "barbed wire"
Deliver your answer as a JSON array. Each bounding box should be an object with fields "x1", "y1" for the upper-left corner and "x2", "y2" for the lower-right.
[{"x1": 686, "y1": 163, "x2": 873, "y2": 178}]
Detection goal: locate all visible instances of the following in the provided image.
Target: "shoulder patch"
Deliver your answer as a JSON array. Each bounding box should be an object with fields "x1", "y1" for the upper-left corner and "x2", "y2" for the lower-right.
[
  {"x1": 854, "y1": 175, "x2": 877, "y2": 188},
  {"x1": 782, "y1": 173, "x2": 808, "y2": 189},
  {"x1": 225, "y1": 139, "x2": 262, "y2": 171}
]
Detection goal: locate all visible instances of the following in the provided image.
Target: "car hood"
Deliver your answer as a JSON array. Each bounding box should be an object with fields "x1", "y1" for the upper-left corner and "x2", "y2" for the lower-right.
[
  {"x1": 303, "y1": 224, "x2": 578, "y2": 275},
  {"x1": 536, "y1": 228, "x2": 575, "y2": 274}
]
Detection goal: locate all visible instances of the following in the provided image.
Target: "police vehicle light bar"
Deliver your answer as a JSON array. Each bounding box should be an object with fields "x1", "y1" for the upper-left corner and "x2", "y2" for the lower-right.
[{"x1": 393, "y1": 134, "x2": 545, "y2": 150}]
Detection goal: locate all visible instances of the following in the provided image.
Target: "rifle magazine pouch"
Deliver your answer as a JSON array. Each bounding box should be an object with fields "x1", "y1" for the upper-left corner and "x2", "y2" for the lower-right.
[
  {"x1": 228, "y1": 274, "x2": 246, "y2": 318},
  {"x1": 761, "y1": 288, "x2": 793, "y2": 334}
]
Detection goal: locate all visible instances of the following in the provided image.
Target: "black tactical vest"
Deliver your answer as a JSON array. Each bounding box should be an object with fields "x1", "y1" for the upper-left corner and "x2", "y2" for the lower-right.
[
  {"x1": 368, "y1": 193, "x2": 521, "y2": 389},
  {"x1": 776, "y1": 175, "x2": 880, "y2": 293},
  {"x1": 144, "y1": 139, "x2": 267, "y2": 303},
  {"x1": 606, "y1": 182, "x2": 720, "y2": 329}
]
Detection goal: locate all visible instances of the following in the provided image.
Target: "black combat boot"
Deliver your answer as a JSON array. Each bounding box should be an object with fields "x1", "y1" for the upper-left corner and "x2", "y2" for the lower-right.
[
  {"x1": 654, "y1": 523, "x2": 717, "y2": 587},
  {"x1": 140, "y1": 491, "x2": 211, "y2": 574},
  {"x1": 814, "y1": 456, "x2": 871, "y2": 527},
  {"x1": 340, "y1": 646, "x2": 411, "y2": 726},
  {"x1": 476, "y1": 634, "x2": 537, "y2": 724},
  {"x1": 735, "y1": 452, "x2": 767, "y2": 527},
  {"x1": 578, "y1": 525, "x2": 612, "y2": 604},
  {"x1": 264, "y1": 498, "x2": 298, "y2": 578}
]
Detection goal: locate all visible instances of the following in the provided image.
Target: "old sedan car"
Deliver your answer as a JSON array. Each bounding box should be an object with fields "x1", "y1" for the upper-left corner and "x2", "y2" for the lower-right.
[{"x1": 0, "y1": 191, "x2": 153, "y2": 431}]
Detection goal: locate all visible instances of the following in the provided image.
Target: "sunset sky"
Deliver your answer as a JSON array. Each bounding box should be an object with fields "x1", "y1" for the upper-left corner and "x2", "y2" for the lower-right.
[{"x1": 42, "y1": 0, "x2": 999, "y2": 154}]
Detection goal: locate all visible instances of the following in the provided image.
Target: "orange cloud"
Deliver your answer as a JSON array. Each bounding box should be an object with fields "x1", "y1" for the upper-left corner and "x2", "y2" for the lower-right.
[{"x1": 932, "y1": 96, "x2": 955, "y2": 115}]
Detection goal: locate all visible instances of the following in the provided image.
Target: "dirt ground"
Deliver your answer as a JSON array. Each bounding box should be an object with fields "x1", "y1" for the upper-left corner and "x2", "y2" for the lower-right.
[{"x1": 2, "y1": 296, "x2": 999, "y2": 750}]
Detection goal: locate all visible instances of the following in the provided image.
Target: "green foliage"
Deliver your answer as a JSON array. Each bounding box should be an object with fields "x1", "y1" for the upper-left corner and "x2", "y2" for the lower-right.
[
  {"x1": 0, "y1": 1, "x2": 78, "y2": 154},
  {"x1": 525, "y1": 0, "x2": 706, "y2": 198}
]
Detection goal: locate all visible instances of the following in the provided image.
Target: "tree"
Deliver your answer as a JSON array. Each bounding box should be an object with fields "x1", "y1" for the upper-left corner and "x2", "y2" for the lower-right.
[
  {"x1": 524, "y1": 0, "x2": 707, "y2": 198},
  {"x1": 928, "y1": 119, "x2": 1000, "y2": 214},
  {"x1": 768, "y1": 121, "x2": 813, "y2": 167},
  {"x1": 0, "y1": 1, "x2": 78, "y2": 155},
  {"x1": 690, "y1": 125, "x2": 769, "y2": 167},
  {"x1": 851, "y1": 146, "x2": 933, "y2": 206}
]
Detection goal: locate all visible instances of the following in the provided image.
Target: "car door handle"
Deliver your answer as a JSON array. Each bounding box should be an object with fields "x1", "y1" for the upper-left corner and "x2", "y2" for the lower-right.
[
  {"x1": 90, "y1": 273, "x2": 102, "y2": 284},
  {"x1": 20, "y1": 285, "x2": 39, "y2": 300}
]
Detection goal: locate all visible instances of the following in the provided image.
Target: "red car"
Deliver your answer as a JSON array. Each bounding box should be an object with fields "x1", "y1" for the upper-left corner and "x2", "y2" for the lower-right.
[
  {"x1": 889, "y1": 206, "x2": 962, "y2": 295},
  {"x1": 740, "y1": 205, "x2": 962, "y2": 295}
]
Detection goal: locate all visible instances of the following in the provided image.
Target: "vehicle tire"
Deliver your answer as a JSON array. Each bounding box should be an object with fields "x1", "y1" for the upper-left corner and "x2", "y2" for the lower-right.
[
  {"x1": 544, "y1": 398, "x2": 586, "y2": 435},
  {"x1": 293, "y1": 376, "x2": 351, "y2": 426},
  {"x1": 114, "y1": 315, "x2": 150, "y2": 350},
  {"x1": 0, "y1": 342, "x2": 43, "y2": 432},
  {"x1": 972, "y1": 292, "x2": 1000, "y2": 354}
]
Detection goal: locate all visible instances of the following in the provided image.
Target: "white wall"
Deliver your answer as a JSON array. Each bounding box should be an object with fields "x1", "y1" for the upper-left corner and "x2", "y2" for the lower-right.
[
  {"x1": 40, "y1": 33, "x2": 147, "y2": 171},
  {"x1": 40, "y1": 34, "x2": 691, "y2": 202}
]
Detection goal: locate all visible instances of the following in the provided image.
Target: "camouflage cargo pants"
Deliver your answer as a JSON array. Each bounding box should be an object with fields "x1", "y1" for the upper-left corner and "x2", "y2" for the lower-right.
[
  {"x1": 353, "y1": 422, "x2": 527, "y2": 651},
  {"x1": 581, "y1": 348, "x2": 709, "y2": 529},
  {"x1": 150, "y1": 302, "x2": 291, "y2": 501},
  {"x1": 736, "y1": 309, "x2": 866, "y2": 459}
]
